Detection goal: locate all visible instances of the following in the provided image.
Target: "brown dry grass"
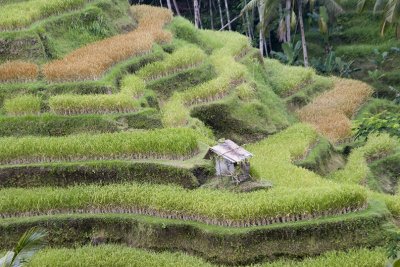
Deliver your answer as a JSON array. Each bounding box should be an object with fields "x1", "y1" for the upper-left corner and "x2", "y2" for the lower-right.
[
  {"x1": 297, "y1": 78, "x2": 373, "y2": 142},
  {"x1": 0, "y1": 61, "x2": 39, "y2": 82},
  {"x1": 43, "y1": 5, "x2": 172, "y2": 82}
]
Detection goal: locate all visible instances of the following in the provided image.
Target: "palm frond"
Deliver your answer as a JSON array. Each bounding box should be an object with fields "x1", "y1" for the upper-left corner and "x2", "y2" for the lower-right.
[
  {"x1": 373, "y1": 0, "x2": 386, "y2": 13},
  {"x1": 384, "y1": 0, "x2": 400, "y2": 23},
  {"x1": 241, "y1": 0, "x2": 262, "y2": 14},
  {"x1": 11, "y1": 227, "x2": 47, "y2": 265},
  {"x1": 320, "y1": 0, "x2": 344, "y2": 16},
  {"x1": 357, "y1": 0, "x2": 367, "y2": 12}
]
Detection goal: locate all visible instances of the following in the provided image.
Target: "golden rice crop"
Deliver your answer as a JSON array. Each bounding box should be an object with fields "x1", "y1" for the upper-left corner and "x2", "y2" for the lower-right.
[
  {"x1": 43, "y1": 5, "x2": 173, "y2": 82},
  {"x1": 0, "y1": 60, "x2": 39, "y2": 82},
  {"x1": 297, "y1": 78, "x2": 373, "y2": 142}
]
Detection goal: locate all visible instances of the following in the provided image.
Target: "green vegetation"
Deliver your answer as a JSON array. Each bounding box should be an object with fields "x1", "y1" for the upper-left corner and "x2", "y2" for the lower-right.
[
  {"x1": 0, "y1": 161, "x2": 203, "y2": 189},
  {"x1": 3, "y1": 95, "x2": 41, "y2": 116},
  {"x1": 26, "y1": 245, "x2": 387, "y2": 267},
  {"x1": 0, "y1": 0, "x2": 89, "y2": 29},
  {"x1": 0, "y1": 181, "x2": 366, "y2": 223},
  {"x1": 0, "y1": 128, "x2": 200, "y2": 164},
  {"x1": 28, "y1": 245, "x2": 213, "y2": 267},
  {"x1": 137, "y1": 46, "x2": 206, "y2": 81}
]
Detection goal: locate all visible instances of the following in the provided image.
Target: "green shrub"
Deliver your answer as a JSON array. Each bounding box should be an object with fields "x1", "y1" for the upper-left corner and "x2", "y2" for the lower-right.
[
  {"x1": 0, "y1": 128, "x2": 200, "y2": 164},
  {"x1": 3, "y1": 95, "x2": 41, "y2": 115}
]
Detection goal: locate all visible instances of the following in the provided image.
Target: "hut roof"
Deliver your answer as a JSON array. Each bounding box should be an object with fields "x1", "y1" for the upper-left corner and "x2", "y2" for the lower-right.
[{"x1": 204, "y1": 140, "x2": 253, "y2": 163}]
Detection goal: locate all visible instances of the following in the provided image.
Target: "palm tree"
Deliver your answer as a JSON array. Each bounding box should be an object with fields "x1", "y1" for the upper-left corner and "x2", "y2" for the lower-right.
[
  {"x1": 194, "y1": 0, "x2": 202, "y2": 28},
  {"x1": 297, "y1": 0, "x2": 309, "y2": 66},
  {"x1": 358, "y1": 0, "x2": 400, "y2": 37},
  {"x1": 242, "y1": 0, "x2": 281, "y2": 56},
  {"x1": 0, "y1": 228, "x2": 47, "y2": 267}
]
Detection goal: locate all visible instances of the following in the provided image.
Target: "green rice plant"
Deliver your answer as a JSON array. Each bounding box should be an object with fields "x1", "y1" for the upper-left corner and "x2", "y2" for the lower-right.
[
  {"x1": 3, "y1": 95, "x2": 41, "y2": 116},
  {"x1": 265, "y1": 59, "x2": 315, "y2": 97},
  {"x1": 49, "y1": 94, "x2": 141, "y2": 115},
  {"x1": 247, "y1": 124, "x2": 323, "y2": 188},
  {"x1": 0, "y1": 128, "x2": 199, "y2": 164},
  {"x1": 0, "y1": 181, "x2": 366, "y2": 223},
  {"x1": 49, "y1": 76, "x2": 146, "y2": 115},
  {"x1": 161, "y1": 95, "x2": 190, "y2": 127},
  {"x1": 137, "y1": 46, "x2": 206, "y2": 81},
  {"x1": 330, "y1": 134, "x2": 399, "y2": 184},
  {"x1": 119, "y1": 75, "x2": 146, "y2": 97},
  {"x1": 27, "y1": 246, "x2": 386, "y2": 267},
  {"x1": 0, "y1": 0, "x2": 88, "y2": 30},
  {"x1": 235, "y1": 83, "x2": 256, "y2": 101},
  {"x1": 255, "y1": 248, "x2": 386, "y2": 267},
  {"x1": 28, "y1": 245, "x2": 213, "y2": 267}
]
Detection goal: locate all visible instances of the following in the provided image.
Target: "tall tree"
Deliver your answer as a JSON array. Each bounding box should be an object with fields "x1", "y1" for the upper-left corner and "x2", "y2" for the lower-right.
[
  {"x1": 224, "y1": 0, "x2": 232, "y2": 30},
  {"x1": 217, "y1": 0, "x2": 225, "y2": 28},
  {"x1": 297, "y1": 0, "x2": 309, "y2": 67},
  {"x1": 194, "y1": 0, "x2": 202, "y2": 28},
  {"x1": 166, "y1": 0, "x2": 173, "y2": 11},
  {"x1": 242, "y1": 0, "x2": 280, "y2": 57},
  {"x1": 285, "y1": 0, "x2": 291, "y2": 42},
  {"x1": 209, "y1": 0, "x2": 215, "y2": 29},
  {"x1": 172, "y1": 0, "x2": 181, "y2": 15}
]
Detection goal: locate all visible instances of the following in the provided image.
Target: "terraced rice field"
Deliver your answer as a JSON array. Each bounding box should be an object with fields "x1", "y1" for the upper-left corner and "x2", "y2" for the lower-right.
[{"x1": 0, "y1": 1, "x2": 398, "y2": 266}]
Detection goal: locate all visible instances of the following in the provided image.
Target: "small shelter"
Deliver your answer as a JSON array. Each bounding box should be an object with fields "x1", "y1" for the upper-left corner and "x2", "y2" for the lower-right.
[{"x1": 204, "y1": 139, "x2": 253, "y2": 184}]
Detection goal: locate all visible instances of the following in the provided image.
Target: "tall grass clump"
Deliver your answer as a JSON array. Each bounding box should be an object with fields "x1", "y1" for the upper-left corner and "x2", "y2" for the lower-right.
[
  {"x1": 265, "y1": 59, "x2": 315, "y2": 97},
  {"x1": 0, "y1": 61, "x2": 39, "y2": 82},
  {"x1": 0, "y1": 182, "x2": 367, "y2": 225},
  {"x1": 297, "y1": 78, "x2": 373, "y2": 142},
  {"x1": 28, "y1": 245, "x2": 213, "y2": 267},
  {"x1": 3, "y1": 95, "x2": 41, "y2": 116},
  {"x1": 0, "y1": 0, "x2": 88, "y2": 30},
  {"x1": 43, "y1": 5, "x2": 173, "y2": 82},
  {"x1": 137, "y1": 46, "x2": 206, "y2": 81},
  {"x1": 0, "y1": 128, "x2": 199, "y2": 164}
]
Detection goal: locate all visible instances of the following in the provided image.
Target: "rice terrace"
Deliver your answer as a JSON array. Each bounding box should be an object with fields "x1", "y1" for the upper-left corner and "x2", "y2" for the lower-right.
[{"x1": 0, "y1": 0, "x2": 399, "y2": 266}]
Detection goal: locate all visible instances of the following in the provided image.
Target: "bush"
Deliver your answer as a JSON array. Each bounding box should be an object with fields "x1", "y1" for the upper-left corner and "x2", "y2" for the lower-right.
[{"x1": 3, "y1": 95, "x2": 41, "y2": 116}]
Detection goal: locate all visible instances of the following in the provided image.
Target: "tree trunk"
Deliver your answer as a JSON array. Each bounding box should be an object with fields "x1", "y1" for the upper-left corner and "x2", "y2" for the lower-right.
[
  {"x1": 166, "y1": 0, "x2": 172, "y2": 11},
  {"x1": 194, "y1": 0, "x2": 201, "y2": 28},
  {"x1": 285, "y1": 0, "x2": 291, "y2": 43},
  {"x1": 244, "y1": 0, "x2": 253, "y2": 40},
  {"x1": 217, "y1": 0, "x2": 224, "y2": 28},
  {"x1": 298, "y1": 0, "x2": 309, "y2": 67},
  {"x1": 258, "y1": 2, "x2": 265, "y2": 57},
  {"x1": 172, "y1": 0, "x2": 181, "y2": 15},
  {"x1": 160, "y1": 0, "x2": 163, "y2": 7},
  {"x1": 223, "y1": 0, "x2": 232, "y2": 30},
  {"x1": 209, "y1": 0, "x2": 214, "y2": 29}
]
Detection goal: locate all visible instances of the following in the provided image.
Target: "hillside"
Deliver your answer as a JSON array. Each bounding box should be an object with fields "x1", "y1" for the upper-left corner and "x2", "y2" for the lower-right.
[{"x1": 0, "y1": 1, "x2": 399, "y2": 266}]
